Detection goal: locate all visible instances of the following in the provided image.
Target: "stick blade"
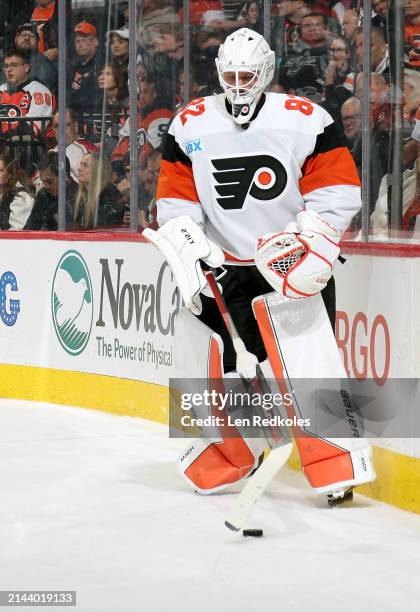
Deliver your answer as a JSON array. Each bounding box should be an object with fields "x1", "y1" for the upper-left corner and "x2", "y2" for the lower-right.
[{"x1": 224, "y1": 442, "x2": 293, "y2": 532}]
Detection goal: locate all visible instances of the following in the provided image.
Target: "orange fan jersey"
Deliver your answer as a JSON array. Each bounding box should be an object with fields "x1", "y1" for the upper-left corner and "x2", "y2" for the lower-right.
[
  {"x1": 156, "y1": 93, "x2": 361, "y2": 262},
  {"x1": 0, "y1": 80, "x2": 54, "y2": 137},
  {"x1": 112, "y1": 106, "x2": 174, "y2": 162}
]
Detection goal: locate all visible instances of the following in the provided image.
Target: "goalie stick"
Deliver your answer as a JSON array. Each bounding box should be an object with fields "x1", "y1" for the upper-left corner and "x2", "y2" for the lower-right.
[{"x1": 204, "y1": 270, "x2": 293, "y2": 531}]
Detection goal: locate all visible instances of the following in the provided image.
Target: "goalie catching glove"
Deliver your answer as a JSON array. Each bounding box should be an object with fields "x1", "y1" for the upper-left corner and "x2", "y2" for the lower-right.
[
  {"x1": 255, "y1": 210, "x2": 341, "y2": 299},
  {"x1": 143, "y1": 216, "x2": 225, "y2": 314}
]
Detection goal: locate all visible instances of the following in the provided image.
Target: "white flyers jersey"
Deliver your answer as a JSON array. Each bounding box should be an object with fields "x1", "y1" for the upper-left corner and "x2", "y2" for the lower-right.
[{"x1": 156, "y1": 93, "x2": 361, "y2": 262}]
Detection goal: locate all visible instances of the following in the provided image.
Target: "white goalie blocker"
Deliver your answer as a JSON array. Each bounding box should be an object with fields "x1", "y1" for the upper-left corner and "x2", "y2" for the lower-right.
[
  {"x1": 173, "y1": 309, "x2": 267, "y2": 494},
  {"x1": 252, "y1": 291, "x2": 376, "y2": 496}
]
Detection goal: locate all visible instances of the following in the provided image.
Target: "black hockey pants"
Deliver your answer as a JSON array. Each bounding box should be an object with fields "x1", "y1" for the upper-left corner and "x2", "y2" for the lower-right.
[{"x1": 198, "y1": 265, "x2": 336, "y2": 373}]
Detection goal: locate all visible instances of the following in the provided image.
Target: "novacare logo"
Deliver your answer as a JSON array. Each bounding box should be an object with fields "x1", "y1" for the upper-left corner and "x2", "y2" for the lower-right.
[{"x1": 51, "y1": 250, "x2": 93, "y2": 355}]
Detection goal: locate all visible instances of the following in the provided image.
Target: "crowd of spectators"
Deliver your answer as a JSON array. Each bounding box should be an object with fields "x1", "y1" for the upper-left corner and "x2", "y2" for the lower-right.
[{"x1": 0, "y1": 0, "x2": 418, "y2": 236}]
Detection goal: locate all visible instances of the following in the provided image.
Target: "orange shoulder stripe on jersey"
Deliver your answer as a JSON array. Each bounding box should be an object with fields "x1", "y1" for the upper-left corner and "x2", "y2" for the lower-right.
[
  {"x1": 300, "y1": 146, "x2": 360, "y2": 196},
  {"x1": 156, "y1": 159, "x2": 200, "y2": 203}
]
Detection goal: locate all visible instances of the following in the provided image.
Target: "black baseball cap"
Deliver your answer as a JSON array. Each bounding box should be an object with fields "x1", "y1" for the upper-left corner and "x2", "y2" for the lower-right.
[{"x1": 16, "y1": 23, "x2": 39, "y2": 39}]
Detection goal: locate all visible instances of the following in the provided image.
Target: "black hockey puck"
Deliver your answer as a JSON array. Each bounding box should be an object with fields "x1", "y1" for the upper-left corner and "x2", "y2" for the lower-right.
[{"x1": 242, "y1": 529, "x2": 263, "y2": 537}]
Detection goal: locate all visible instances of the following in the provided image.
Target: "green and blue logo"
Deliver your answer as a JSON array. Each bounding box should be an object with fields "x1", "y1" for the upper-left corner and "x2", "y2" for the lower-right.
[{"x1": 51, "y1": 250, "x2": 93, "y2": 355}]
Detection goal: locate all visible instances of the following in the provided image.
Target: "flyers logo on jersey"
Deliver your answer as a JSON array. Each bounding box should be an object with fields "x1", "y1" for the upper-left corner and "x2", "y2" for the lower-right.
[
  {"x1": 211, "y1": 155, "x2": 287, "y2": 210},
  {"x1": 0, "y1": 104, "x2": 23, "y2": 119}
]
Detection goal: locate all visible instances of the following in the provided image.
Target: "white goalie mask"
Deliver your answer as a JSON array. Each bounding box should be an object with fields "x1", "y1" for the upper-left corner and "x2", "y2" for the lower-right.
[{"x1": 216, "y1": 28, "x2": 275, "y2": 125}]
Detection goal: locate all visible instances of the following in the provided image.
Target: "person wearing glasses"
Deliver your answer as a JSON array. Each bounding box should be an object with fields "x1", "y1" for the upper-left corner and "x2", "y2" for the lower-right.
[
  {"x1": 341, "y1": 96, "x2": 383, "y2": 230},
  {"x1": 0, "y1": 47, "x2": 53, "y2": 139},
  {"x1": 324, "y1": 35, "x2": 354, "y2": 121},
  {"x1": 278, "y1": 12, "x2": 332, "y2": 102},
  {"x1": 14, "y1": 22, "x2": 57, "y2": 92}
]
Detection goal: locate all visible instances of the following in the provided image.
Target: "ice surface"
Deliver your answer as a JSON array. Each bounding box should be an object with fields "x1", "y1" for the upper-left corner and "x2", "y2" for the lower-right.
[{"x1": 0, "y1": 399, "x2": 419, "y2": 612}]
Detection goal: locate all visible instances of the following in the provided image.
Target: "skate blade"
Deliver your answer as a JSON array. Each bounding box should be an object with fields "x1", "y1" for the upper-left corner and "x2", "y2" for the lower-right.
[{"x1": 327, "y1": 489, "x2": 354, "y2": 508}]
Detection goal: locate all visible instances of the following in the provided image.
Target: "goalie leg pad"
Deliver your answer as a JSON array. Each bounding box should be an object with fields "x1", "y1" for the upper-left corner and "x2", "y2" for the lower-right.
[
  {"x1": 177, "y1": 436, "x2": 265, "y2": 494},
  {"x1": 252, "y1": 292, "x2": 376, "y2": 493},
  {"x1": 174, "y1": 309, "x2": 267, "y2": 494}
]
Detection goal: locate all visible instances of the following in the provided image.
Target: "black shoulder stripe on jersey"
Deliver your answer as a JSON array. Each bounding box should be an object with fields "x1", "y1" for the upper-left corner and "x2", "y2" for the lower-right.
[
  {"x1": 309, "y1": 121, "x2": 345, "y2": 158},
  {"x1": 162, "y1": 133, "x2": 191, "y2": 166}
]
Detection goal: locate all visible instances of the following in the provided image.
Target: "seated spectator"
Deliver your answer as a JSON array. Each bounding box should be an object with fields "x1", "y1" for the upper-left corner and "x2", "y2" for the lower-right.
[
  {"x1": 111, "y1": 70, "x2": 174, "y2": 165},
  {"x1": 0, "y1": 149, "x2": 34, "y2": 229},
  {"x1": 14, "y1": 22, "x2": 57, "y2": 92},
  {"x1": 141, "y1": 149, "x2": 162, "y2": 229},
  {"x1": 404, "y1": 0, "x2": 420, "y2": 69},
  {"x1": 31, "y1": 0, "x2": 58, "y2": 61},
  {"x1": 341, "y1": 96, "x2": 383, "y2": 210},
  {"x1": 98, "y1": 64, "x2": 129, "y2": 112},
  {"x1": 355, "y1": 72, "x2": 391, "y2": 182},
  {"x1": 143, "y1": 22, "x2": 184, "y2": 106},
  {"x1": 139, "y1": 0, "x2": 180, "y2": 48},
  {"x1": 342, "y1": 9, "x2": 359, "y2": 45},
  {"x1": 24, "y1": 151, "x2": 77, "y2": 230},
  {"x1": 239, "y1": 1, "x2": 261, "y2": 32},
  {"x1": 271, "y1": 0, "x2": 312, "y2": 57},
  {"x1": 372, "y1": 0, "x2": 388, "y2": 34},
  {"x1": 354, "y1": 27, "x2": 389, "y2": 76},
  {"x1": 69, "y1": 21, "x2": 101, "y2": 113},
  {"x1": 194, "y1": 26, "x2": 225, "y2": 64},
  {"x1": 50, "y1": 109, "x2": 96, "y2": 181},
  {"x1": 331, "y1": 0, "x2": 353, "y2": 28},
  {"x1": 403, "y1": 69, "x2": 420, "y2": 139},
  {"x1": 324, "y1": 35, "x2": 354, "y2": 120},
  {"x1": 0, "y1": 48, "x2": 53, "y2": 139},
  {"x1": 341, "y1": 96, "x2": 362, "y2": 156},
  {"x1": 311, "y1": 0, "x2": 341, "y2": 35},
  {"x1": 73, "y1": 152, "x2": 124, "y2": 229},
  {"x1": 342, "y1": 10, "x2": 359, "y2": 69},
  {"x1": 177, "y1": 62, "x2": 215, "y2": 107},
  {"x1": 151, "y1": 24, "x2": 184, "y2": 62},
  {"x1": 123, "y1": 149, "x2": 162, "y2": 230},
  {"x1": 278, "y1": 12, "x2": 331, "y2": 101},
  {"x1": 106, "y1": 29, "x2": 129, "y2": 71},
  {"x1": 91, "y1": 64, "x2": 129, "y2": 157}
]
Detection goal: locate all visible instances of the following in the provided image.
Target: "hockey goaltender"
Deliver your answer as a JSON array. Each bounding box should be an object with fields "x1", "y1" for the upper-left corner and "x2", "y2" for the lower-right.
[{"x1": 145, "y1": 28, "x2": 375, "y2": 506}]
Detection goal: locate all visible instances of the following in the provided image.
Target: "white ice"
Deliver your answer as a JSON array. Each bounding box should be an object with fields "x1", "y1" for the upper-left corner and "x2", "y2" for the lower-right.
[{"x1": 0, "y1": 399, "x2": 419, "y2": 612}]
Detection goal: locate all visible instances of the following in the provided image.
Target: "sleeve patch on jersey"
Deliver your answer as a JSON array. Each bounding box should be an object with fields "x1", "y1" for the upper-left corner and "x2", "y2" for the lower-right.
[
  {"x1": 300, "y1": 147, "x2": 361, "y2": 195},
  {"x1": 156, "y1": 159, "x2": 200, "y2": 203},
  {"x1": 162, "y1": 133, "x2": 192, "y2": 166}
]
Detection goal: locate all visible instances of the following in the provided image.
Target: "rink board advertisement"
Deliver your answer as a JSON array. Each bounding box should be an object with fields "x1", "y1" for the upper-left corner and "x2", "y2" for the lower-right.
[
  {"x1": 0, "y1": 234, "x2": 420, "y2": 512},
  {"x1": 0, "y1": 237, "x2": 178, "y2": 384},
  {"x1": 335, "y1": 245, "x2": 420, "y2": 459}
]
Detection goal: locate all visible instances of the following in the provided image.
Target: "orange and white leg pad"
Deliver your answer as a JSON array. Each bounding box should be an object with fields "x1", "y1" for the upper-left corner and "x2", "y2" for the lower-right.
[
  {"x1": 174, "y1": 307, "x2": 267, "y2": 494},
  {"x1": 253, "y1": 291, "x2": 376, "y2": 496},
  {"x1": 177, "y1": 435, "x2": 266, "y2": 494}
]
